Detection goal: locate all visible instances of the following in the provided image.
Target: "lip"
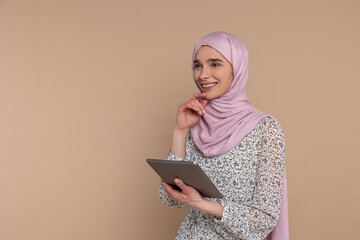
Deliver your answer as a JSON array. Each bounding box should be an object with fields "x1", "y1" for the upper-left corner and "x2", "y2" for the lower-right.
[{"x1": 199, "y1": 82, "x2": 218, "y2": 92}]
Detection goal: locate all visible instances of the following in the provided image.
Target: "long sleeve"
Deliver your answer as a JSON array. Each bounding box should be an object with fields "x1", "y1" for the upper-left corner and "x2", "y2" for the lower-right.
[
  {"x1": 158, "y1": 152, "x2": 184, "y2": 208},
  {"x1": 158, "y1": 117, "x2": 286, "y2": 240},
  {"x1": 158, "y1": 133, "x2": 195, "y2": 208},
  {"x1": 213, "y1": 118, "x2": 286, "y2": 239}
]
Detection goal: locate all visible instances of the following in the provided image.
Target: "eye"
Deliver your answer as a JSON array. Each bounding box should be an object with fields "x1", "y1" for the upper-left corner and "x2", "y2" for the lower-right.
[
  {"x1": 194, "y1": 63, "x2": 202, "y2": 69},
  {"x1": 211, "y1": 62, "x2": 221, "y2": 67}
]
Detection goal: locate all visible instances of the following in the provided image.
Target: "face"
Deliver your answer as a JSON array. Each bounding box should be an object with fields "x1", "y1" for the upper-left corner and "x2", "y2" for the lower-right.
[{"x1": 193, "y1": 46, "x2": 233, "y2": 100}]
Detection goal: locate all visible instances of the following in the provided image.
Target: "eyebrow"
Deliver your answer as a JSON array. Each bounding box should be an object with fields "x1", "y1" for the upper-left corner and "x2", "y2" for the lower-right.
[{"x1": 193, "y1": 58, "x2": 224, "y2": 64}]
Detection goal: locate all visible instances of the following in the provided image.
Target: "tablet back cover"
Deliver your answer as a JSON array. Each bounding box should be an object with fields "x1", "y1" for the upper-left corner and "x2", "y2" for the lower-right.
[{"x1": 147, "y1": 159, "x2": 223, "y2": 198}]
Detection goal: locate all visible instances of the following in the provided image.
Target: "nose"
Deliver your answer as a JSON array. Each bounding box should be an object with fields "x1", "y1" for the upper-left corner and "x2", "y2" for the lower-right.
[{"x1": 199, "y1": 66, "x2": 211, "y2": 80}]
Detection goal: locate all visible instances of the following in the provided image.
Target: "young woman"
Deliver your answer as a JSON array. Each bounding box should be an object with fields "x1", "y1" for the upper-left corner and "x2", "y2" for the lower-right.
[{"x1": 158, "y1": 31, "x2": 288, "y2": 240}]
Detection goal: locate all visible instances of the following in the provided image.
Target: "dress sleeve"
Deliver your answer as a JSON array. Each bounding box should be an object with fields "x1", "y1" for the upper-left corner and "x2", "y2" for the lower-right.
[
  {"x1": 214, "y1": 119, "x2": 286, "y2": 239},
  {"x1": 158, "y1": 151, "x2": 184, "y2": 208}
]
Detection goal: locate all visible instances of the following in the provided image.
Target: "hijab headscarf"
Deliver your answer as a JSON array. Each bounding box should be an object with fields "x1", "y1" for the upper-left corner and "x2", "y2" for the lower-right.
[
  {"x1": 190, "y1": 31, "x2": 289, "y2": 240},
  {"x1": 191, "y1": 31, "x2": 271, "y2": 157}
]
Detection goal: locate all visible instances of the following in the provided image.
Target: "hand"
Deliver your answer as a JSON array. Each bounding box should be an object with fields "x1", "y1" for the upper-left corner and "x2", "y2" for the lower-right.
[
  {"x1": 161, "y1": 178, "x2": 204, "y2": 208},
  {"x1": 175, "y1": 93, "x2": 208, "y2": 133},
  {"x1": 161, "y1": 178, "x2": 223, "y2": 219}
]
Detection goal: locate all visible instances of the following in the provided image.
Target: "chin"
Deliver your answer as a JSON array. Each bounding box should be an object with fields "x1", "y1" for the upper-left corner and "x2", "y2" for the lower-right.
[{"x1": 204, "y1": 94, "x2": 216, "y2": 100}]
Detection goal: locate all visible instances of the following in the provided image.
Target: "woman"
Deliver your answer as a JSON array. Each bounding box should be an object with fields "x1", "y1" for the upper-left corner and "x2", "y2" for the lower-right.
[{"x1": 158, "y1": 31, "x2": 288, "y2": 240}]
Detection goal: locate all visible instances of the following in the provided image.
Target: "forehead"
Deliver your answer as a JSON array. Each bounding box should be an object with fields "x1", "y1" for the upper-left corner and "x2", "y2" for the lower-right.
[{"x1": 194, "y1": 46, "x2": 226, "y2": 60}]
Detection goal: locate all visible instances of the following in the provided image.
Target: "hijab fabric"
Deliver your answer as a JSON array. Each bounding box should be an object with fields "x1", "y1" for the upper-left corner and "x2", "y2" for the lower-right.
[
  {"x1": 191, "y1": 31, "x2": 270, "y2": 157},
  {"x1": 190, "y1": 32, "x2": 289, "y2": 240},
  {"x1": 264, "y1": 171, "x2": 289, "y2": 240}
]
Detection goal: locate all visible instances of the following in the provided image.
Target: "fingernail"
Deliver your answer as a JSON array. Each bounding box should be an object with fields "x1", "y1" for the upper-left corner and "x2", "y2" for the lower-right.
[{"x1": 174, "y1": 179, "x2": 180, "y2": 184}]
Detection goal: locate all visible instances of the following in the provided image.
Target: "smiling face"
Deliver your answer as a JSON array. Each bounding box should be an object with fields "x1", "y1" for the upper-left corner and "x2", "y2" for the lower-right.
[{"x1": 193, "y1": 46, "x2": 233, "y2": 100}]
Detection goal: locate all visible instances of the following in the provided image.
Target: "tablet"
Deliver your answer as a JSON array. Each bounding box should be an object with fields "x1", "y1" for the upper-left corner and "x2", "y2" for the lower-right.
[{"x1": 146, "y1": 159, "x2": 223, "y2": 198}]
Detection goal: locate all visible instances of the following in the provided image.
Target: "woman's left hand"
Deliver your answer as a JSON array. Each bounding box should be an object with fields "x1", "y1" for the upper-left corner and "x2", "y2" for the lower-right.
[
  {"x1": 161, "y1": 178, "x2": 203, "y2": 207},
  {"x1": 161, "y1": 178, "x2": 223, "y2": 219}
]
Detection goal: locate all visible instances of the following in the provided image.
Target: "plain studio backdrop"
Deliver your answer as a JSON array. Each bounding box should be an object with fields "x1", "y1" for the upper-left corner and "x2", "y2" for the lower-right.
[{"x1": 1, "y1": 0, "x2": 359, "y2": 239}]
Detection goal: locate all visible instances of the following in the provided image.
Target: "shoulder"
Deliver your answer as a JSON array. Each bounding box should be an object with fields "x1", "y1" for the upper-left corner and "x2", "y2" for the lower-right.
[
  {"x1": 256, "y1": 117, "x2": 285, "y2": 142},
  {"x1": 257, "y1": 116, "x2": 283, "y2": 132},
  {"x1": 258, "y1": 116, "x2": 282, "y2": 129}
]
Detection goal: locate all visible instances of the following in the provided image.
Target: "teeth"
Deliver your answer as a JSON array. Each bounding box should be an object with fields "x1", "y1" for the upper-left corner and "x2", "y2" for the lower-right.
[{"x1": 202, "y1": 83, "x2": 217, "y2": 88}]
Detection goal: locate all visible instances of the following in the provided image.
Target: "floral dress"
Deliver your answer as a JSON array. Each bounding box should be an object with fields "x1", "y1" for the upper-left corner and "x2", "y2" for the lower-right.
[{"x1": 158, "y1": 117, "x2": 286, "y2": 240}]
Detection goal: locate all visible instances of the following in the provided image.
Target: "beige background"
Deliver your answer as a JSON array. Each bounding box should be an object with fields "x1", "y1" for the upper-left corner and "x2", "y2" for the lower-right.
[{"x1": 1, "y1": 0, "x2": 359, "y2": 239}]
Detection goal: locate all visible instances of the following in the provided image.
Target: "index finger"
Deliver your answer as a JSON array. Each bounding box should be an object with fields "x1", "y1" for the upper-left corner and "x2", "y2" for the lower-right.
[{"x1": 191, "y1": 92, "x2": 207, "y2": 100}]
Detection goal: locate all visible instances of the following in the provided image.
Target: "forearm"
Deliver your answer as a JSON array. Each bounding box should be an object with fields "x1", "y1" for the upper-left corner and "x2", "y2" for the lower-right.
[
  {"x1": 211, "y1": 199, "x2": 280, "y2": 240},
  {"x1": 194, "y1": 199, "x2": 223, "y2": 219},
  {"x1": 170, "y1": 92, "x2": 207, "y2": 158},
  {"x1": 170, "y1": 128, "x2": 189, "y2": 159},
  {"x1": 162, "y1": 178, "x2": 223, "y2": 219}
]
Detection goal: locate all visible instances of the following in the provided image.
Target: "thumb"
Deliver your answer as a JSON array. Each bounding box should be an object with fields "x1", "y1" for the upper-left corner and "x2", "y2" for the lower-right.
[{"x1": 174, "y1": 178, "x2": 186, "y2": 189}]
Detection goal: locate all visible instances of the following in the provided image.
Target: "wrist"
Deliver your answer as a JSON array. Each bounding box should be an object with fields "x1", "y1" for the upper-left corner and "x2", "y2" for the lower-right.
[
  {"x1": 170, "y1": 127, "x2": 189, "y2": 159},
  {"x1": 173, "y1": 127, "x2": 189, "y2": 138},
  {"x1": 195, "y1": 199, "x2": 223, "y2": 219}
]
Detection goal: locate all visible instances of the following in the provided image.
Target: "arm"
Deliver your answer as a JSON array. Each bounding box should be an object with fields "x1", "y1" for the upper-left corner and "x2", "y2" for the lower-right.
[
  {"x1": 171, "y1": 92, "x2": 207, "y2": 158},
  {"x1": 158, "y1": 93, "x2": 208, "y2": 207},
  {"x1": 158, "y1": 152, "x2": 184, "y2": 208},
  {"x1": 159, "y1": 131, "x2": 224, "y2": 216},
  {"x1": 161, "y1": 177, "x2": 223, "y2": 218},
  {"x1": 214, "y1": 119, "x2": 286, "y2": 239}
]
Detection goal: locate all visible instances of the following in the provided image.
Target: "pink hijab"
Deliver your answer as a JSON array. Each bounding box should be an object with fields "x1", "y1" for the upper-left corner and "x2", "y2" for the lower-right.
[
  {"x1": 190, "y1": 32, "x2": 289, "y2": 240},
  {"x1": 191, "y1": 31, "x2": 270, "y2": 157}
]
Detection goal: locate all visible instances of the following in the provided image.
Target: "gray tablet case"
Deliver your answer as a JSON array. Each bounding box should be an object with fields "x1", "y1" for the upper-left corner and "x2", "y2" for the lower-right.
[{"x1": 146, "y1": 159, "x2": 223, "y2": 198}]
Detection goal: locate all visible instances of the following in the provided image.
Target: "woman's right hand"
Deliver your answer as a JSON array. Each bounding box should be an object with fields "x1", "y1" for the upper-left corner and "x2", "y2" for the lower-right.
[
  {"x1": 171, "y1": 93, "x2": 207, "y2": 158},
  {"x1": 175, "y1": 92, "x2": 208, "y2": 133}
]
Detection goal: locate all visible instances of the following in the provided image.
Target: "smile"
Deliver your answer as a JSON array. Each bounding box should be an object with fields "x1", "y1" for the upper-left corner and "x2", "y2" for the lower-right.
[{"x1": 201, "y1": 83, "x2": 217, "y2": 88}]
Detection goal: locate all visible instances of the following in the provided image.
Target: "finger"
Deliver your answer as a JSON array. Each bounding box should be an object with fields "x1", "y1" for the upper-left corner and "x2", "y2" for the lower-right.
[
  {"x1": 185, "y1": 101, "x2": 203, "y2": 115},
  {"x1": 161, "y1": 179, "x2": 169, "y2": 187},
  {"x1": 200, "y1": 99, "x2": 208, "y2": 108},
  {"x1": 191, "y1": 92, "x2": 207, "y2": 101},
  {"x1": 190, "y1": 93, "x2": 207, "y2": 114},
  {"x1": 191, "y1": 99, "x2": 206, "y2": 114},
  {"x1": 162, "y1": 181, "x2": 182, "y2": 200},
  {"x1": 189, "y1": 101, "x2": 203, "y2": 115},
  {"x1": 162, "y1": 181, "x2": 174, "y2": 193},
  {"x1": 178, "y1": 102, "x2": 196, "y2": 115},
  {"x1": 174, "y1": 178, "x2": 187, "y2": 191},
  {"x1": 162, "y1": 180, "x2": 173, "y2": 188}
]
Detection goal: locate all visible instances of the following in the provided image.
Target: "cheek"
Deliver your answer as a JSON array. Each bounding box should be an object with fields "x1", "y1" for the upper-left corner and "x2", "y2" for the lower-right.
[
  {"x1": 193, "y1": 71, "x2": 200, "y2": 80},
  {"x1": 193, "y1": 73, "x2": 201, "y2": 88},
  {"x1": 218, "y1": 71, "x2": 232, "y2": 85},
  {"x1": 227, "y1": 72, "x2": 234, "y2": 86},
  {"x1": 222, "y1": 75, "x2": 233, "y2": 92}
]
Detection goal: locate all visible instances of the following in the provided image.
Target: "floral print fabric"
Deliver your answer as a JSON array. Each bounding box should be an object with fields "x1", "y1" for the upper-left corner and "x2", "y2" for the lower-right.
[{"x1": 158, "y1": 117, "x2": 286, "y2": 240}]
